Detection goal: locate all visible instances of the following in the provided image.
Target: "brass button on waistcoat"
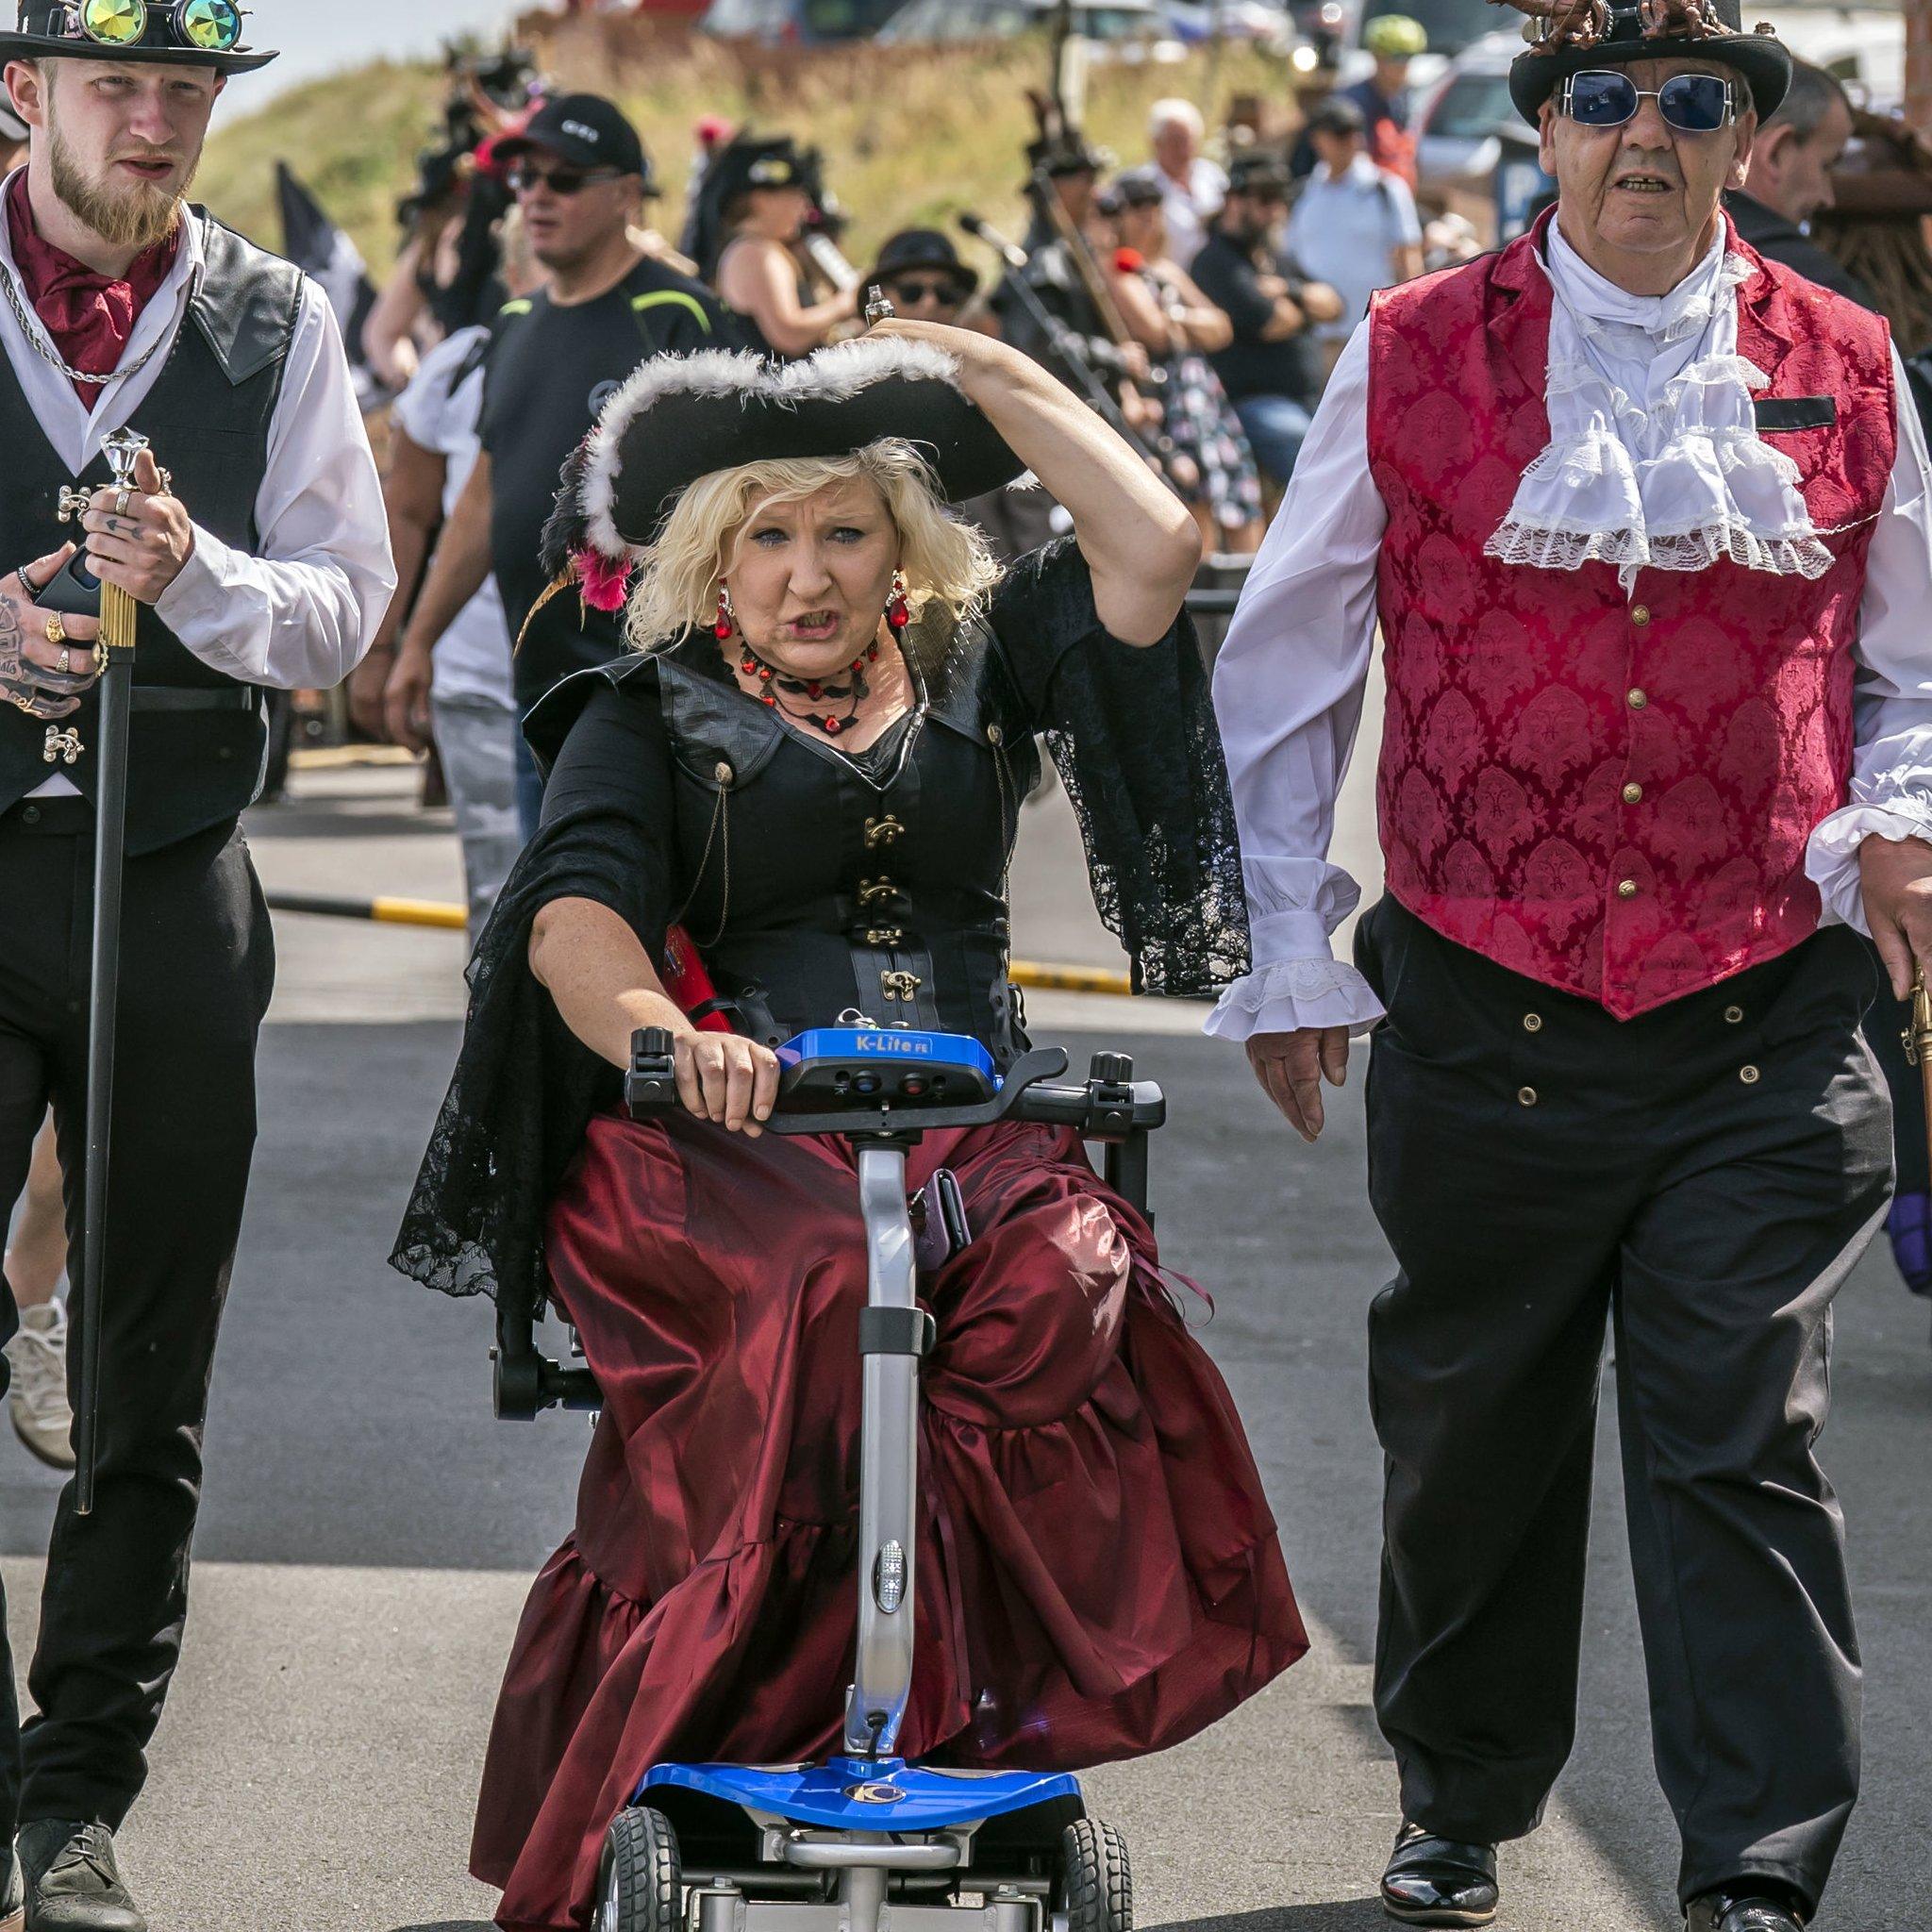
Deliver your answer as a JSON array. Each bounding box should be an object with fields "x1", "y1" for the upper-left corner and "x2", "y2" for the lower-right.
[
  {"x1": 1623, "y1": 782, "x2": 1643, "y2": 805},
  {"x1": 987, "y1": 724, "x2": 1004, "y2": 746},
  {"x1": 1518, "y1": 1086, "x2": 1539, "y2": 1107},
  {"x1": 1523, "y1": 1012, "x2": 1542, "y2": 1032},
  {"x1": 1630, "y1": 604, "x2": 1651, "y2": 626},
  {"x1": 714, "y1": 760, "x2": 733, "y2": 786},
  {"x1": 1618, "y1": 878, "x2": 1639, "y2": 899},
  {"x1": 1740, "y1": 1064, "x2": 1761, "y2": 1084},
  {"x1": 1626, "y1": 688, "x2": 1648, "y2": 710}
]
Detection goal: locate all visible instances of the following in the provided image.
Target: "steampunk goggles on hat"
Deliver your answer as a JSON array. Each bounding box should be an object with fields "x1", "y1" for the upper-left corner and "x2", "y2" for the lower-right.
[
  {"x1": 54, "y1": 0, "x2": 244, "y2": 53},
  {"x1": 1557, "y1": 66, "x2": 1737, "y2": 131}
]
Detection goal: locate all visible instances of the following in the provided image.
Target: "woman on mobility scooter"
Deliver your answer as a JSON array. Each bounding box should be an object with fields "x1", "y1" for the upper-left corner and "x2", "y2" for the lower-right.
[{"x1": 392, "y1": 313, "x2": 1307, "y2": 1932}]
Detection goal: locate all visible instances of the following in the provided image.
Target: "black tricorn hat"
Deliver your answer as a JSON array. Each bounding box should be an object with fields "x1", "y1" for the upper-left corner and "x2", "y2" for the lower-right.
[
  {"x1": 0, "y1": 0, "x2": 278, "y2": 74},
  {"x1": 541, "y1": 335, "x2": 1027, "y2": 586},
  {"x1": 1510, "y1": 0, "x2": 1789, "y2": 124}
]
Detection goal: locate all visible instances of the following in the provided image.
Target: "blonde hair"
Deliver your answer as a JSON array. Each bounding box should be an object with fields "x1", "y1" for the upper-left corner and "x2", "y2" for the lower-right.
[{"x1": 624, "y1": 440, "x2": 1004, "y2": 653}]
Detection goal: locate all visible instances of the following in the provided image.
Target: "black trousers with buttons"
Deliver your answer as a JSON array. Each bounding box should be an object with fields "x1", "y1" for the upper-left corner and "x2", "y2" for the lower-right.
[
  {"x1": 0, "y1": 797, "x2": 272, "y2": 1838},
  {"x1": 1353, "y1": 894, "x2": 1889, "y2": 1912}
]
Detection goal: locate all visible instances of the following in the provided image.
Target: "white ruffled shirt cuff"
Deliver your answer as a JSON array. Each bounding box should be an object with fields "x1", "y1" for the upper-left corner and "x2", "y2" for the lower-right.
[
  {"x1": 1204, "y1": 909, "x2": 1387, "y2": 1041},
  {"x1": 1805, "y1": 801, "x2": 1932, "y2": 933}
]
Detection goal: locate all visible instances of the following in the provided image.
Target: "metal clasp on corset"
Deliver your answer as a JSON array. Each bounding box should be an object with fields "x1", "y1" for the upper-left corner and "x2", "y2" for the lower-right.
[{"x1": 42, "y1": 725, "x2": 81, "y2": 765}]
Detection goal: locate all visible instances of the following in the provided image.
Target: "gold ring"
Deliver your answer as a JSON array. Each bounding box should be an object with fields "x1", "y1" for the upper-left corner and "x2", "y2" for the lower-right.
[
  {"x1": 58, "y1": 646, "x2": 70, "y2": 675},
  {"x1": 44, "y1": 612, "x2": 65, "y2": 647},
  {"x1": 114, "y1": 487, "x2": 131, "y2": 516}
]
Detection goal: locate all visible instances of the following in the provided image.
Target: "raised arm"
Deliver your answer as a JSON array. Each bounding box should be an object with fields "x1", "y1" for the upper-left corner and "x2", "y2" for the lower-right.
[{"x1": 870, "y1": 317, "x2": 1200, "y2": 644}]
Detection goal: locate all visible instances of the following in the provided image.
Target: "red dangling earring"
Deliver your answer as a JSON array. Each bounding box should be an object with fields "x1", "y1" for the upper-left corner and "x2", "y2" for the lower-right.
[
  {"x1": 713, "y1": 584, "x2": 735, "y2": 640},
  {"x1": 885, "y1": 569, "x2": 910, "y2": 633}
]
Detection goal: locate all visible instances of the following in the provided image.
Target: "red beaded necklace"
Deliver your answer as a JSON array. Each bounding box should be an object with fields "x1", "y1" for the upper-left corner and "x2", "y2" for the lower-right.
[{"x1": 735, "y1": 638, "x2": 882, "y2": 737}]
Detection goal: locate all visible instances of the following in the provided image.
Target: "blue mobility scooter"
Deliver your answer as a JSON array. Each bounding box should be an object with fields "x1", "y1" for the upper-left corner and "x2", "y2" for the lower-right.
[{"x1": 491, "y1": 1022, "x2": 1166, "y2": 1932}]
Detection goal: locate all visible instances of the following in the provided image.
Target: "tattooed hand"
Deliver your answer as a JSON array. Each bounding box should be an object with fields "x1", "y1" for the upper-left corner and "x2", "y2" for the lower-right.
[
  {"x1": 78, "y1": 446, "x2": 194, "y2": 607},
  {"x1": 0, "y1": 544, "x2": 104, "y2": 721}
]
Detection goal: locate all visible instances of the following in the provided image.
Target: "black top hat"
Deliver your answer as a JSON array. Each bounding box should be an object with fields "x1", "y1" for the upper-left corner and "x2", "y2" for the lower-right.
[
  {"x1": 705, "y1": 133, "x2": 809, "y2": 208},
  {"x1": 864, "y1": 227, "x2": 978, "y2": 301},
  {"x1": 1097, "y1": 167, "x2": 1166, "y2": 214},
  {"x1": 0, "y1": 0, "x2": 277, "y2": 73},
  {"x1": 542, "y1": 335, "x2": 1027, "y2": 575},
  {"x1": 1509, "y1": 0, "x2": 1790, "y2": 123}
]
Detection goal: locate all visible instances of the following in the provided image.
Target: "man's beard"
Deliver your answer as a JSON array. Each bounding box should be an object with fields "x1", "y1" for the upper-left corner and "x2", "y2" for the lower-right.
[{"x1": 47, "y1": 118, "x2": 194, "y2": 252}]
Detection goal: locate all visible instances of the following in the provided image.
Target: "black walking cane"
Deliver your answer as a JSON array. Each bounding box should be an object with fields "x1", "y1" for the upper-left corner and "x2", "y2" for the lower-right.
[{"x1": 50, "y1": 426, "x2": 150, "y2": 1515}]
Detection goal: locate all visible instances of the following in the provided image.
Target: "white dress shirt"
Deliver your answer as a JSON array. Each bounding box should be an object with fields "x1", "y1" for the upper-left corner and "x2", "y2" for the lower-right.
[
  {"x1": 1206, "y1": 232, "x2": 1932, "y2": 1043},
  {"x1": 0, "y1": 179, "x2": 395, "y2": 797},
  {"x1": 1157, "y1": 156, "x2": 1227, "y2": 272}
]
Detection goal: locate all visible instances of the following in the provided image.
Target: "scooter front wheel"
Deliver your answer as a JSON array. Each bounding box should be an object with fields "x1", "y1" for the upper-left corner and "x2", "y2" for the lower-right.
[
  {"x1": 1057, "y1": 1819, "x2": 1132, "y2": 1932},
  {"x1": 598, "y1": 1805, "x2": 682, "y2": 1932}
]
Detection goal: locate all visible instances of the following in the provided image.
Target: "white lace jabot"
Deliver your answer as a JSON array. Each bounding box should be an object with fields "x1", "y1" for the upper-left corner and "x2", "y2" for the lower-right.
[{"x1": 1486, "y1": 216, "x2": 1833, "y2": 589}]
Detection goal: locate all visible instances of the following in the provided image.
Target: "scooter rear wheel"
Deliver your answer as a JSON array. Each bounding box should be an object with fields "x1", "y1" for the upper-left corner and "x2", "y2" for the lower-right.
[
  {"x1": 1057, "y1": 1819, "x2": 1133, "y2": 1932},
  {"x1": 597, "y1": 1806, "x2": 682, "y2": 1932}
]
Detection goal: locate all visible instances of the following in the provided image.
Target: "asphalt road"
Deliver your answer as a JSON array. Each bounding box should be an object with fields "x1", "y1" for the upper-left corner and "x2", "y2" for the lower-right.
[{"x1": 2, "y1": 757, "x2": 1925, "y2": 1932}]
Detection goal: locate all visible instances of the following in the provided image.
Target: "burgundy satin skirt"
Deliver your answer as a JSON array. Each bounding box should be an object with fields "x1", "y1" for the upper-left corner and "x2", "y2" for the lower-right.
[{"x1": 475, "y1": 1110, "x2": 1306, "y2": 1932}]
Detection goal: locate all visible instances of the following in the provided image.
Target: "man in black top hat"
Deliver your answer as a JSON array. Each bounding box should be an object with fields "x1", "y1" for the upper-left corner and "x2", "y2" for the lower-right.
[
  {"x1": 0, "y1": 4, "x2": 392, "y2": 1925},
  {"x1": 1189, "y1": 151, "x2": 1340, "y2": 486},
  {"x1": 384, "y1": 92, "x2": 724, "y2": 837}
]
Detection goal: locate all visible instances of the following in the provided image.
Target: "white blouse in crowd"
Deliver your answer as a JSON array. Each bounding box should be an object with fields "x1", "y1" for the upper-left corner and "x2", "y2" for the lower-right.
[
  {"x1": 0, "y1": 182, "x2": 395, "y2": 800},
  {"x1": 1206, "y1": 214, "x2": 1932, "y2": 1042}
]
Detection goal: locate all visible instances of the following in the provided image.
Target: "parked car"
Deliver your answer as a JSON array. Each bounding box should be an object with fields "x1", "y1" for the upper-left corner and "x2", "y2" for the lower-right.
[{"x1": 1412, "y1": 27, "x2": 1516, "y2": 196}]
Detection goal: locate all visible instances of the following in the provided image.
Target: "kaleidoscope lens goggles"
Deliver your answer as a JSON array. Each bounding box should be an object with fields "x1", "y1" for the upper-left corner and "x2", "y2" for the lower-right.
[
  {"x1": 55, "y1": 0, "x2": 247, "y2": 55},
  {"x1": 1557, "y1": 68, "x2": 1738, "y2": 132}
]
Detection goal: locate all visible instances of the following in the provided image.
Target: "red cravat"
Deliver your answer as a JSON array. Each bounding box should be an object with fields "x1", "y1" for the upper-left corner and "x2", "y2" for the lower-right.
[{"x1": 6, "y1": 172, "x2": 180, "y2": 406}]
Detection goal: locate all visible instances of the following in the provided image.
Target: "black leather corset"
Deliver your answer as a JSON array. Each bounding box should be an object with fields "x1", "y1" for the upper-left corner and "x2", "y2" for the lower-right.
[{"x1": 641, "y1": 621, "x2": 1041, "y2": 1058}]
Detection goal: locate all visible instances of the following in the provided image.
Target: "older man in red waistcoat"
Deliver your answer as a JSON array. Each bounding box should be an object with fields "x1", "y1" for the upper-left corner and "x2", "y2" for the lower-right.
[{"x1": 1209, "y1": 2, "x2": 1932, "y2": 1927}]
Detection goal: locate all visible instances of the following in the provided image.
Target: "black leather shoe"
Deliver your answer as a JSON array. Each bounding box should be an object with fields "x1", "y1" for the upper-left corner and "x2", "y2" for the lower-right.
[
  {"x1": 17, "y1": 1823, "x2": 144, "y2": 1932},
  {"x1": 1686, "y1": 1889, "x2": 1806, "y2": 1932},
  {"x1": 1380, "y1": 1821, "x2": 1500, "y2": 1926},
  {"x1": 2, "y1": 1849, "x2": 24, "y2": 1931}
]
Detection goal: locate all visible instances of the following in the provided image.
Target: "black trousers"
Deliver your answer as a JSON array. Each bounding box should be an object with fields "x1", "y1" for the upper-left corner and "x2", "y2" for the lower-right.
[
  {"x1": 1354, "y1": 895, "x2": 1889, "y2": 1912},
  {"x1": 0, "y1": 796, "x2": 273, "y2": 1834}
]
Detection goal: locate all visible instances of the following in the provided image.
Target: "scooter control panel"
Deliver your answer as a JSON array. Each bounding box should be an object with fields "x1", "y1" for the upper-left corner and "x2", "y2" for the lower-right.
[{"x1": 775, "y1": 1027, "x2": 1000, "y2": 1109}]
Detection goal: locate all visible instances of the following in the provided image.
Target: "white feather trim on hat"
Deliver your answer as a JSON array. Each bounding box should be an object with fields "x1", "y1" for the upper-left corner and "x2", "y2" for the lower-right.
[{"x1": 577, "y1": 336, "x2": 968, "y2": 562}]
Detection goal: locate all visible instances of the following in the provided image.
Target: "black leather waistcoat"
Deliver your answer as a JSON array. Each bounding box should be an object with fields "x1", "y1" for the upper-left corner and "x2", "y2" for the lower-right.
[{"x1": 620, "y1": 622, "x2": 1040, "y2": 1059}]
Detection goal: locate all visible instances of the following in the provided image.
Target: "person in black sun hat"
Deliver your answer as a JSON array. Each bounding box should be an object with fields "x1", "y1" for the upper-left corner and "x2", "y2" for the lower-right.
[
  {"x1": 391, "y1": 313, "x2": 1305, "y2": 1932},
  {"x1": 0, "y1": 2, "x2": 395, "y2": 1927}
]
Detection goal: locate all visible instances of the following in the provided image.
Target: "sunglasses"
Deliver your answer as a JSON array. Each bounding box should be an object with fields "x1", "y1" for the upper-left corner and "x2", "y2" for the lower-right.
[
  {"x1": 507, "y1": 162, "x2": 623, "y2": 197},
  {"x1": 885, "y1": 275, "x2": 966, "y2": 307},
  {"x1": 1558, "y1": 69, "x2": 1737, "y2": 133},
  {"x1": 62, "y1": 0, "x2": 245, "y2": 53}
]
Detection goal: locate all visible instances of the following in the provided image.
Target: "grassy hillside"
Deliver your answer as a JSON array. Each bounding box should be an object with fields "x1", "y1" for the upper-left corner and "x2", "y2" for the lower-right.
[{"x1": 194, "y1": 30, "x2": 1288, "y2": 280}]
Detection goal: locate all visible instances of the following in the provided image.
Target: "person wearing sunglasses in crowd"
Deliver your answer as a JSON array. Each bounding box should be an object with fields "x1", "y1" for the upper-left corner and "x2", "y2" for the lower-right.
[
  {"x1": 1210, "y1": 2, "x2": 1932, "y2": 1927},
  {"x1": 383, "y1": 93, "x2": 724, "y2": 838},
  {"x1": 0, "y1": 1, "x2": 395, "y2": 1924}
]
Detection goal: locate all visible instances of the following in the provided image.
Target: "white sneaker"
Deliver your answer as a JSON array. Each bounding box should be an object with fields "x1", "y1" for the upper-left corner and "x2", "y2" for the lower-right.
[{"x1": 4, "y1": 1299, "x2": 75, "y2": 1470}]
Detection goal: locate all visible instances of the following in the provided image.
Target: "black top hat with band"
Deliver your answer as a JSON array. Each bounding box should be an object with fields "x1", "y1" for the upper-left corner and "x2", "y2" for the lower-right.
[
  {"x1": 0, "y1": 0, "x2": 278, "y2": 74},
  {"x1": 541, "y1": 336, "x2": 1026, "y2": 597},
  {"x1": 1509, "y1": 0, "x2": 1790, "y2": 124}
]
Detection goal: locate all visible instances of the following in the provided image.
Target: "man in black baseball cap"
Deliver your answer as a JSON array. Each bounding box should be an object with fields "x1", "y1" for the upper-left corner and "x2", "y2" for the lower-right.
[{"x1": 385, "y1": 91, "x2": 725, "y2": 832}]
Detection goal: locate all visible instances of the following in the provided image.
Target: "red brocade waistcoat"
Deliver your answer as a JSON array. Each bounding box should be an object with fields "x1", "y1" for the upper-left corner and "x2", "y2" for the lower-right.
[{"x1": 1365, "y1": 219, "x2": 1896, "y2": 1018}]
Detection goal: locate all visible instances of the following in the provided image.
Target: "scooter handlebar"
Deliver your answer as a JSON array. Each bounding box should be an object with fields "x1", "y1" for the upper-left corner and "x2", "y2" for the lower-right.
[{"x1": 625, "y1": 1029, "x2": 1165, "y2": 1140}]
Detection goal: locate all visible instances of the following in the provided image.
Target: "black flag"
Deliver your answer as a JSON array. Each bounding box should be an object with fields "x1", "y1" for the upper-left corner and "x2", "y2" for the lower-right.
[{"x1": 275, "y1": 161, "x2": 387, "y2": 411}]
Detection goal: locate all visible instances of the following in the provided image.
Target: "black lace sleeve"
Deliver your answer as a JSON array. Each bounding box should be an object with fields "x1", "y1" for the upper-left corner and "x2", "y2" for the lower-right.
[
  {"x1": 389, "y1": 665, "x2": 675, "y2": 1307},
  {"x1": 987, "y1": 539, "x2": 1251, "y2": 996}
]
